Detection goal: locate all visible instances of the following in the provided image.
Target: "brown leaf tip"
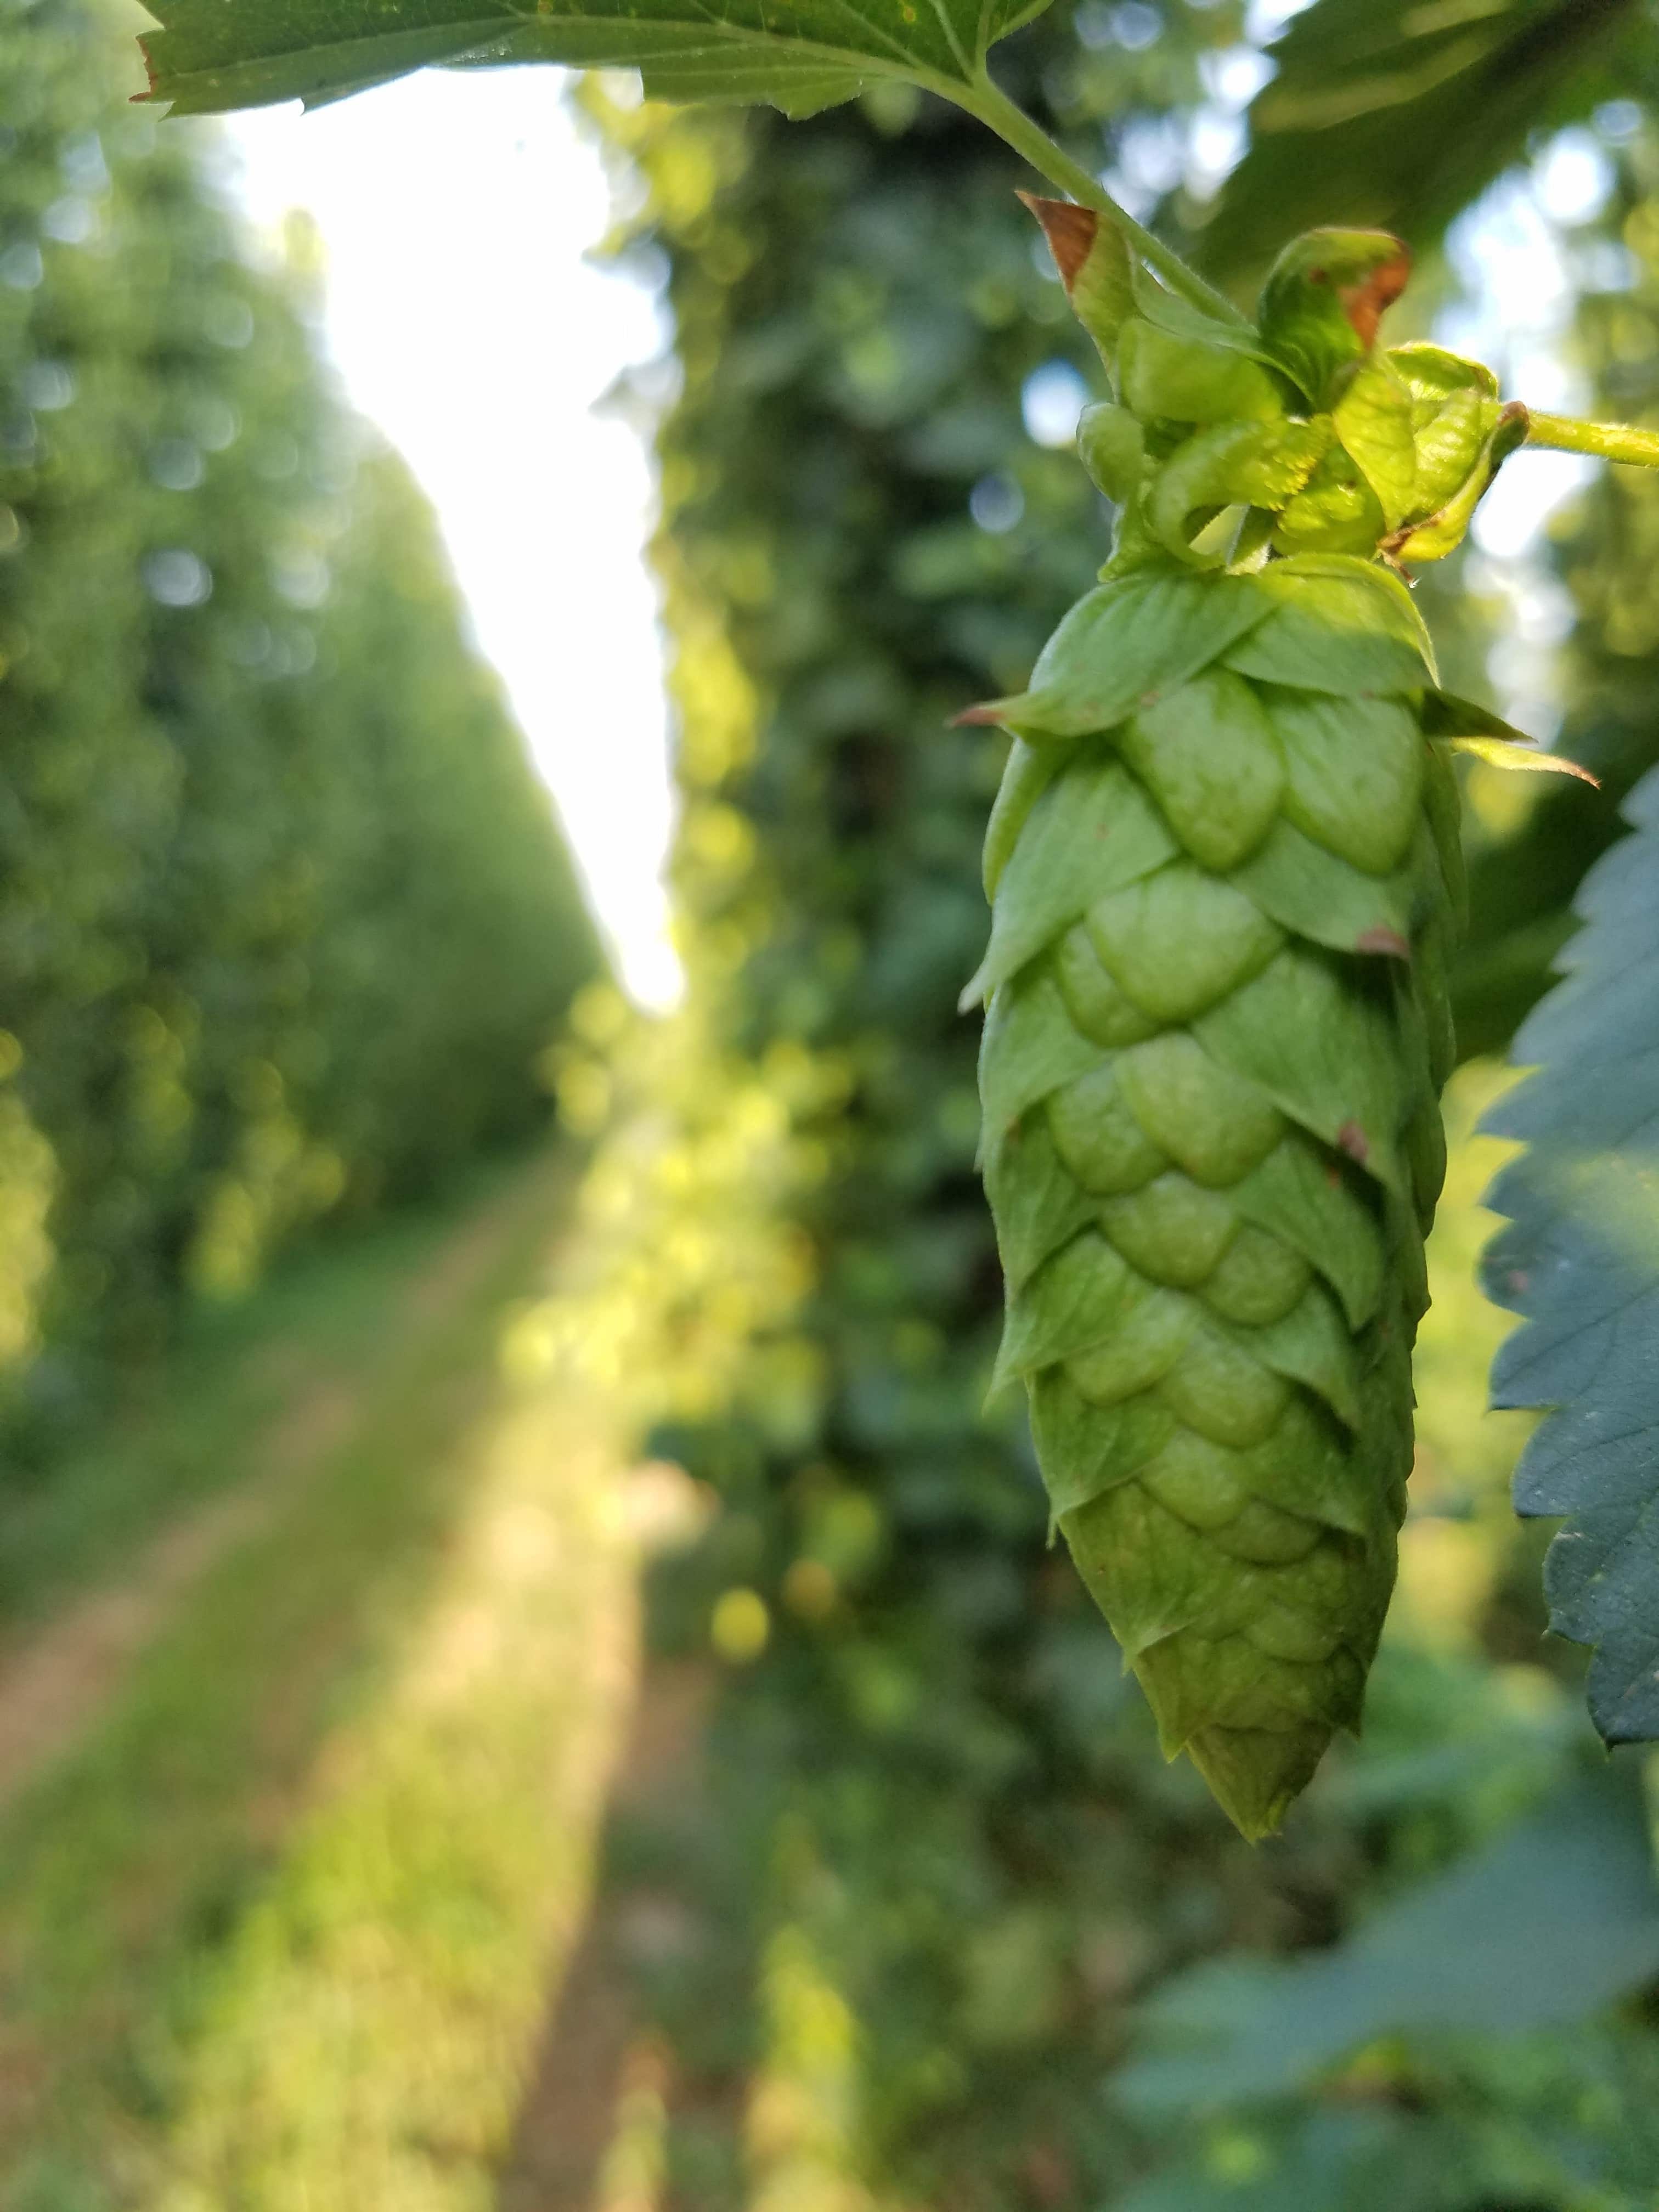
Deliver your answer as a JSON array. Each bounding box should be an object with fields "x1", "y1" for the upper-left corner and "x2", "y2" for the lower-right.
[
  {"x1": 952, "y1": 701, "x2": 1011, "y2": 727},
  {"x1": 1338, "y1": 244, "x2": 1410, "y2": 348},
  {"x1": 1018, "y1": 192, "x2": 1099, "y2": 291}
]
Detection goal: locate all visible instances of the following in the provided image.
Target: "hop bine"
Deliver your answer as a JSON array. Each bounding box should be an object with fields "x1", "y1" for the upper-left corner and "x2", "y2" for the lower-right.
[{"x1": 964, "y1": 212, "x2": 1590, "y2": 1839}]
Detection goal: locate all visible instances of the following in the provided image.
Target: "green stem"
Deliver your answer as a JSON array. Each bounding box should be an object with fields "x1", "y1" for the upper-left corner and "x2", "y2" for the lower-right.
[
  {"x1": 1525, "y1": 410, "x2": 1659, "y2": 469},
  {"x1": 952, "y1": 73, "x2": 1249, "y2": 328}
]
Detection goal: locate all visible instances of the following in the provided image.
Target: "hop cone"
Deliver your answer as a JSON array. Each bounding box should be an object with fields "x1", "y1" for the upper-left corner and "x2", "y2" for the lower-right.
[{"x1": 967, "y1": 218, "x2": 1531, "y2": 1836}]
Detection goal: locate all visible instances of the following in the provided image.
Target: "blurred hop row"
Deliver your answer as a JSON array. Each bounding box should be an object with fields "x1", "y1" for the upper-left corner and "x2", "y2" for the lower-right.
[{"x1": 0, "y1": 0, "x2": 601, "y2": 1460}]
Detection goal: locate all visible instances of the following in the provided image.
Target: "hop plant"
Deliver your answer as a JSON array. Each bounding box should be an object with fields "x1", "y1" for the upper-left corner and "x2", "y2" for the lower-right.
[
  {"x1": 135, "y1": 0, "x2": 1636, "y2": 1832},
  {"x1": 963, "y1": 212, "x2": 1572, "y2": 1838}
]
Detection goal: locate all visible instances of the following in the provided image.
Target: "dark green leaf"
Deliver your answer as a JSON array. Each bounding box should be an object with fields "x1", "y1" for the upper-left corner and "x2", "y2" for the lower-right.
[
  {"x1": 139, "y1": 0, "x2": 1057, "y2": 116},
  {"x1": 1201, "y1": 0, "x2": 1647, "y2": 282},
  {"x1": 1116, "y1": 1766, "x2": 1659, "y2": 2115},
  {"x1": 1111, "y1": 2107, "x2": 1448, "y2": 2212},
  {"x1": 1483, "y1": 764, "x2": 1659, "y2": 1743}
]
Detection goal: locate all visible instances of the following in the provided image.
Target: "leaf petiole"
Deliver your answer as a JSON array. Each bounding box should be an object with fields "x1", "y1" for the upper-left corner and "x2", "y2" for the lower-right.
[{"x1": 952, "y1": 74, "x2": 1250, "y2": 328}]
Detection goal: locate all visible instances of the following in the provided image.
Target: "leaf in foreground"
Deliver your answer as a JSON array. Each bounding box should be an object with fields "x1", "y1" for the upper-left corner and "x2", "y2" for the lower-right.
[
  {"x1": 1114, "y1": 1764, "x2": 1659, "y2": 2115},
  {"x1": 1201, "y1": 0, "x2": 1646, "y2": 278},
  {"x1": 137, "y1": 0, "x2": 1054, "y2": 119},
  {"x1": 1483, "y1": 763, "x2": 1659, "y2": 1743}
]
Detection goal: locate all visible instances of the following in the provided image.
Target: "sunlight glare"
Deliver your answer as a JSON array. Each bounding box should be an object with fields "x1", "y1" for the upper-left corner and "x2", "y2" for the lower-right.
[{"x1": 222, "y1": 70, "x2": 684, "y2": 1009}]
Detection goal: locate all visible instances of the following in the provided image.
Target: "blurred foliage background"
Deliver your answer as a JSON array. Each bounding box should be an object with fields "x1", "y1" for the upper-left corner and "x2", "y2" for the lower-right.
[
  {"x1": 0, "y1": 0, "x2": 602, "y2": 1463},
  {"x1": 9, "y1": 0, "x2": 1659, "y2": 2200},
  {"x1": 568, "y1": 4, "x2": 1659, "y2": 2205}
]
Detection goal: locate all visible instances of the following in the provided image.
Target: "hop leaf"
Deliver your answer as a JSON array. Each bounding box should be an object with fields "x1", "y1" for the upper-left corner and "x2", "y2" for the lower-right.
[
  {"x1": 1199, "y1": 0, "x2": 1649, "y2": 275},
  {"x1": 138, "y1": 0, "x2": 1059, "y2": 117},
  {"x1": 1483, "y1": 763, "x2": 1659, "y2": 1745}
]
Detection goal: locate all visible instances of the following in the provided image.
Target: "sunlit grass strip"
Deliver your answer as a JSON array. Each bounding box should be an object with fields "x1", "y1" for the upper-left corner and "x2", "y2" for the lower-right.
[
  {"x1": 747, "y1": 1923, "x2": 899, "y2": 2212},
  {"x1": 0, "y1": 1152, "x2": 579, "y2": 2191},
  {"x1": 0, "y1": 1152, "x2": 539, "y2": 1629},
  {"x1": 151, "y1": 1381, "x2": 639, "y2": 2208},
  {"x1": 593, "y1": 2036, "x2": 674, "y2": 2212}
]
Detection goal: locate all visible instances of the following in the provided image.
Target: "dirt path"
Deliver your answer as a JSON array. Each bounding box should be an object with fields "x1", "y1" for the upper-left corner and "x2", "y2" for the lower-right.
[{"x1": 0, "y1": 1156, "x2": 563, "y2": 1814}]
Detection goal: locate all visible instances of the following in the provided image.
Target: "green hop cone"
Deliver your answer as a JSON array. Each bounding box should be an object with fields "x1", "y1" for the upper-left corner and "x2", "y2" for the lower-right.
[
  {"x1": 964, "y1": 215, "x2": 1526, "y2": 1838},
  {"x1": 970, "y1": 556, "x2": 1457, "y2": 1838}
]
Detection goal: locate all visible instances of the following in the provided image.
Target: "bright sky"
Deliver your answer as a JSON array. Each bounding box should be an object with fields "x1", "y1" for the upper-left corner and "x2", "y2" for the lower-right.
[{"x1": 218, "y1": 72, "x2": 683, "y2": 1008}]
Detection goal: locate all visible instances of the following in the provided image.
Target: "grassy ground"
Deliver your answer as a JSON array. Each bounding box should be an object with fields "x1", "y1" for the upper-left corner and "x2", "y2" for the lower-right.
[
  {"x1": 0, "y1": 1155, "x2": 543, "y2": 1632},
  {"x1": 0, "y1": 1146, "x2": 652, "y2": 2209}
]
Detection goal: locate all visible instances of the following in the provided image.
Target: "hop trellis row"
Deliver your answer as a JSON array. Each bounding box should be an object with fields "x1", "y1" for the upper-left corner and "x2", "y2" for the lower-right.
[{"x1": 962, "y1": 210, "x2": 1590, "y2": 1838}]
